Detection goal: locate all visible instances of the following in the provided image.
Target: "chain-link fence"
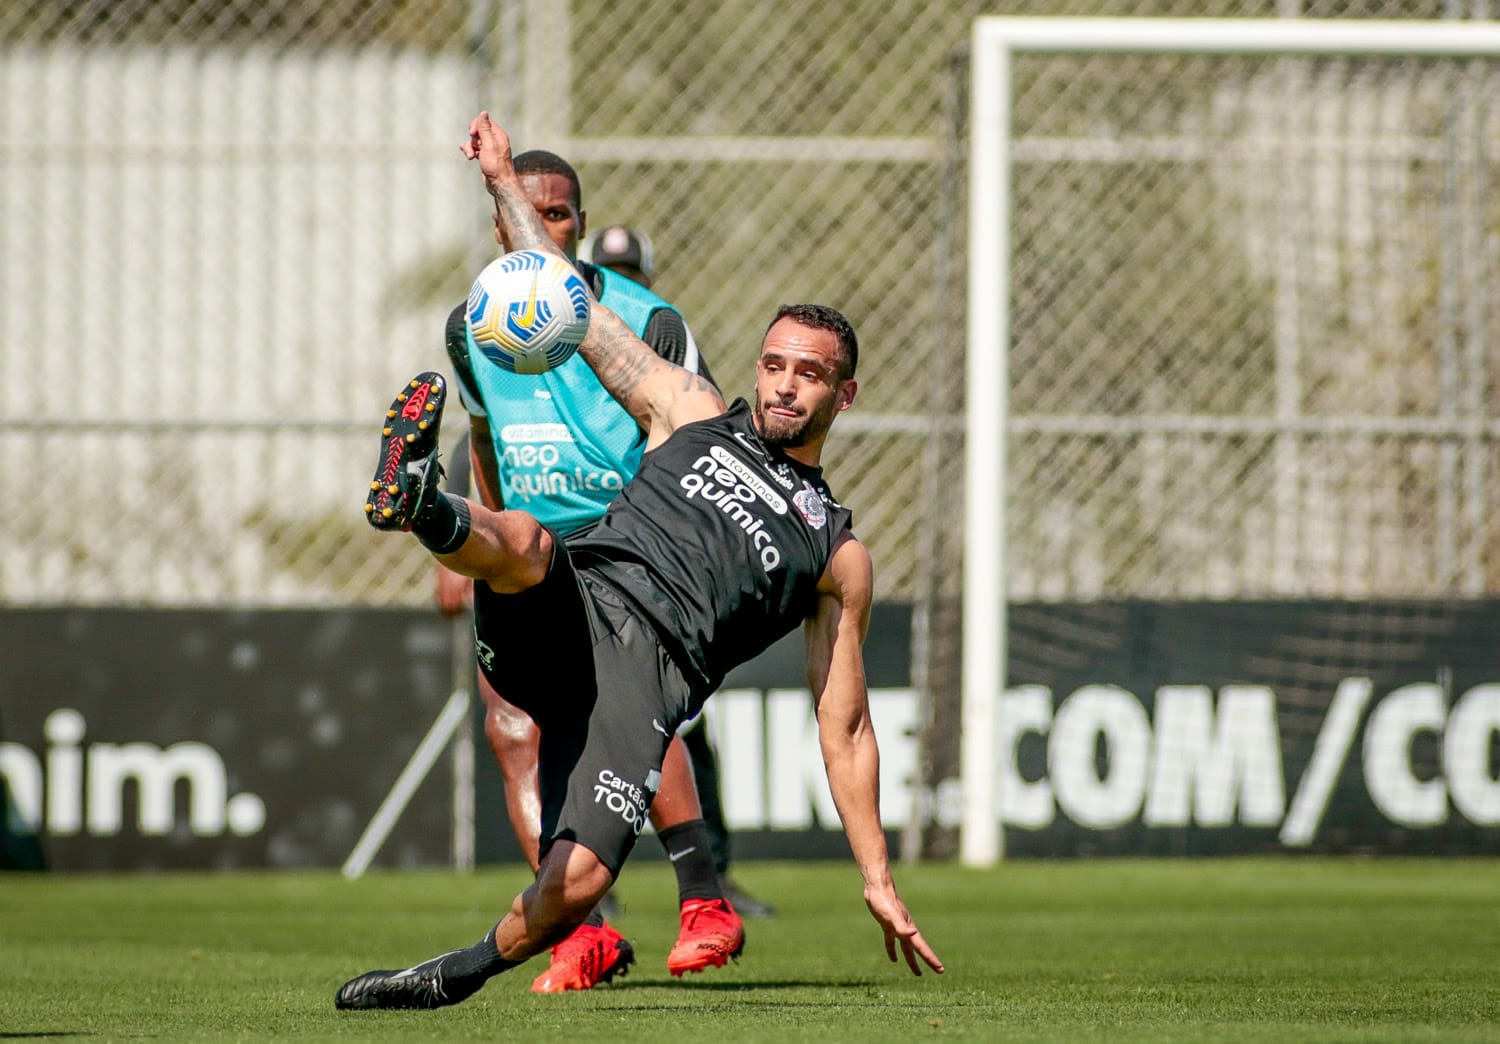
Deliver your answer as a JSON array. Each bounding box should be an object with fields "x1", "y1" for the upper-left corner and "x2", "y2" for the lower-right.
[
  {"x1": 909, "y1": 16, "x2": 1500, "y2": 859},
  {"x1": 5, "y1": 0, "x2": 1486, "y2": 610},
  {"x1": 2, "y1": 0, "x2": 966, "y2": 608},
  {"x1": 1006, "y1": 49, "x2": 1498, "y2": 600},
  {"x1": 5, "y1": 1, "x2": 1497, "y2": 861}
]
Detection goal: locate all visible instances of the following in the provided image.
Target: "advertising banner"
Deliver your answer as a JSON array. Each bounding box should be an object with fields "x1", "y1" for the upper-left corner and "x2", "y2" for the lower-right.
[
  {"x1": 3, "y1": 601, "x2": 1497, "y2": 869},
  {"x1": 999, "y1": 601, "x2": 1500, "y2": 855},
  {"x1": 0, "y1": 609, "x2": 455, "y2": 871}
]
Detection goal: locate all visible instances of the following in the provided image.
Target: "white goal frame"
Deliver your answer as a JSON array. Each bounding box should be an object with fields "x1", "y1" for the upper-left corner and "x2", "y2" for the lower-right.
[{"x1": 963, "y1": 16, "x2": 1500, "y2": 867}]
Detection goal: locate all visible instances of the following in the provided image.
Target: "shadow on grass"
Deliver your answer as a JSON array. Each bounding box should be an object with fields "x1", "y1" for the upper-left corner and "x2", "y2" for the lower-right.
[{"x1": 609, "y1": 979, "x2": 878, "y2": 992}]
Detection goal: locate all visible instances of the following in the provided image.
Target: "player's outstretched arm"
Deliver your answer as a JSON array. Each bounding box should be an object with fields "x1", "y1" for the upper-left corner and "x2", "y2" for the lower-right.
[
  {"x1": 805, "y1": 533, "x2": 945, "y2": 977},
  {"x1": 462, "y1": 112, "x2": 721, "y2": 449}
]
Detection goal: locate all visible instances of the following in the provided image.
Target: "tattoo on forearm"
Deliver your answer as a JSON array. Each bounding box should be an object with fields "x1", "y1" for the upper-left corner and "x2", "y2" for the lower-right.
[
  {"x1": 486, "y1": 173, "x2": 719, "y2": 422},
  {"x1": 490, "y1": 191, "x2": 553, "y2": 257},
  {"x1": 585, "y1": 313, "x2": 657, "y2": 400}
]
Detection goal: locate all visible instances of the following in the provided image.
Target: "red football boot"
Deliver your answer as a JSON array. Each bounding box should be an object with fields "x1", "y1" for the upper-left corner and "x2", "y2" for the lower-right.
[
  {"x1": 666, "y1": 898, "x2": 745, "y2": 976},
  {"x1": 530, "y1": 922, "x2": 635, "y2": 993}
]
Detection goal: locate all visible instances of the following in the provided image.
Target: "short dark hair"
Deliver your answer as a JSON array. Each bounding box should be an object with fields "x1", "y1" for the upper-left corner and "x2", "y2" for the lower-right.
[
  {"x1": 767, "y1": 303, "x2": 858, "y2": 380},
  {"x1": 513, "y1": 149, "x2": 582, "y2": 210}
]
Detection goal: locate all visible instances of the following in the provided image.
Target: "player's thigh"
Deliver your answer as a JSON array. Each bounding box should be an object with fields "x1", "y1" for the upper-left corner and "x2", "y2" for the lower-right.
[
  {"x1": 543, "y1": 596, "x2": 695, "y2": 877},
  {"x1": 472, "y1": 534, "x2": 595, "y2": 727}
]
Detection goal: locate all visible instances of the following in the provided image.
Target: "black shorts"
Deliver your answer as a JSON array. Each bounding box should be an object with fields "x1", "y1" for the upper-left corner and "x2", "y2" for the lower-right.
[{"x1": 472, "y1": 534, "x2": 696, "y2": 877}]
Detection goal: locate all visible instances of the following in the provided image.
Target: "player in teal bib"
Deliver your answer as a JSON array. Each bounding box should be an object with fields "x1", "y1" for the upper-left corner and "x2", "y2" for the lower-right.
[{"x1": 445, "y1": 263, "x2": 710, "y2": 535}]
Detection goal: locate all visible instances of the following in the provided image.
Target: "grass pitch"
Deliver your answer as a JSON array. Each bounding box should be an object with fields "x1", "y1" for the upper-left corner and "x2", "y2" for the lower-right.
[{"x1": 1, "y1": 858, "x2": 1497, "y2": 1042}]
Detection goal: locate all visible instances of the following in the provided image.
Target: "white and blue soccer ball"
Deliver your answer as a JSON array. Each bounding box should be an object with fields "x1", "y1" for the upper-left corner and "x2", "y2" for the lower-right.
[{"x1": 466, "y1": 250, "x2": 591, "y2": 375}]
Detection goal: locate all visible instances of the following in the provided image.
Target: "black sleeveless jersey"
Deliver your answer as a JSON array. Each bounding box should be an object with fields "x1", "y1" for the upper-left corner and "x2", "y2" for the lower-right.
[{"x1": 569, "y1": 399, "x2": 853, "y2": 698}]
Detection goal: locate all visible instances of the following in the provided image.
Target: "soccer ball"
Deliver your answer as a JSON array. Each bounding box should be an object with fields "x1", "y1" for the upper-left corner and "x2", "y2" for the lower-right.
[{"x1": 465, "y1": 250, "x2": 591, "y2": 375}]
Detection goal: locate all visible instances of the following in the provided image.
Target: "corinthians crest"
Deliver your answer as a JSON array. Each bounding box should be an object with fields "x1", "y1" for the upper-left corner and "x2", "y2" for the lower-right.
[{"x1": 793, "y1": 483, "x2": 828, "y2": 529}]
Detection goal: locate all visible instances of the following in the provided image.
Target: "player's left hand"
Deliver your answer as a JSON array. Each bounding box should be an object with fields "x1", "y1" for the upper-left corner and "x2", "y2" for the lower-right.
[{"x1": 865, "y1": 884, "x2": 945, "y2": 976}]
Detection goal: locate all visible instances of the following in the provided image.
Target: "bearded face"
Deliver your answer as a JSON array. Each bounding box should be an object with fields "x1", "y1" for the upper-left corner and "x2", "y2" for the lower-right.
[
  {"x1": 753, "y1": 386, "x2": 840, "y2": 448},
  {"x1": 750, "y1": 319, "x2": 856, "y2": 454}
]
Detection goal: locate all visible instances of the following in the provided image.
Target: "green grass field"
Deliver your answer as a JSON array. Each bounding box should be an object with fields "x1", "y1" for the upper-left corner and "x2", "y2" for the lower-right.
[{"x1": 2, "y1": 858, "x2": 1497, "y2": 1042}]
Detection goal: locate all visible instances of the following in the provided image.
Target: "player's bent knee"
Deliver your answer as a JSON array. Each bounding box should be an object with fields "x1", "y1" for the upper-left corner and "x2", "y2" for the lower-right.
[
  {"x1": 481, "y1": 513, "x2": 553, "y2": 593},
  {"x1": 533, "y1": 842, "x2": 613, "y2": 916},
  {"x1": 533, "y1": 874, "x2": 611, "y2": 918}
]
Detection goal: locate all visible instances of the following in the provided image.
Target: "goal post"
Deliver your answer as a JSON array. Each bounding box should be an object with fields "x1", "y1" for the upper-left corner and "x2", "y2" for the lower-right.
[{"x1": 963, "y1": 18, "x2": 1500, "y2": 867}]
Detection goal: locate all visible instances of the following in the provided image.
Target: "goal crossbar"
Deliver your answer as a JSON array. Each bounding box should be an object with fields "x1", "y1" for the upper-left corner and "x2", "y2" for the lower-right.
[{"x1": 962, "y1": 16, "x2": 1500, "y2": 867}]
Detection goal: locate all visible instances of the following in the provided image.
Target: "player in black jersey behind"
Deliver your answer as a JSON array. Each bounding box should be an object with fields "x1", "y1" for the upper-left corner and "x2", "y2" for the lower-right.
[{"x1": 337, "y1": 112, "x2": 943, "y2": 1011}]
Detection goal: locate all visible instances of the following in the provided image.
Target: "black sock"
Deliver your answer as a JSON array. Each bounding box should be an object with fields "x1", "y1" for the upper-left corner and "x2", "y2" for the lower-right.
[
  {"x1": 413, "y1": 493, "x2": 471, "y2": 554},
  {"x1": 414, "y1": 922, "x2": 517, "y2": 1004},
  {"x1": 681, "y1": 720, "x2": 733, "y2": 874},
  {"x1": 658, "y1": 819, "x2": 721, "y2": 903}
]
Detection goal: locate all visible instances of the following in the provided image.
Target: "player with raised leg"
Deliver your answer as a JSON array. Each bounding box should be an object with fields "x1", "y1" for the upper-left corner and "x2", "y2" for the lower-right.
[
  {"x1": 432, "y1": 149, "x2": 741, "y2": 990},
  {"x1": 338, "y1": 111, "x2": 942, "y2": 1011},
  {"x1": 583, "y1": 222, "x2": 777, "y2": 920}
]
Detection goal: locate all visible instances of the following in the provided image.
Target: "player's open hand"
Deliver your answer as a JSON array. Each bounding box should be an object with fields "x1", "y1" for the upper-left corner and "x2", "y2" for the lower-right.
[
  {"x1": 461, "y1": 111, "x2": 515, "y2": 192},
  {"x1": 865, "y1": 884, "x2": 945, "y2": 976}
]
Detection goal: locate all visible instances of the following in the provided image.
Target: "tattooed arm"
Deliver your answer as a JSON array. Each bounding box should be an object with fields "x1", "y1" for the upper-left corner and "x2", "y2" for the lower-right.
[{"x1": 462, "y1": 112, "x2": 724, "y2": 450}]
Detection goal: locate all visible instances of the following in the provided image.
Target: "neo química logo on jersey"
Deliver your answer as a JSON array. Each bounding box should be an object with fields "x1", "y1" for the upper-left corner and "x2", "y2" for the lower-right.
[
  {"x1": 499, "y1": 423, "x2": 624, "y2": 504},
  {"x1": 678, "y1": 449, "x2": 787, "y2": 571}
]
